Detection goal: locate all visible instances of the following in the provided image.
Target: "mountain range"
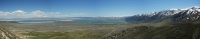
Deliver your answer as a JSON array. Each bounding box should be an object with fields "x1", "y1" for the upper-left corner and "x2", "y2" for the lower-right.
[{"x1": 125, "y1": 6, "x2": 200, "y2": 23}]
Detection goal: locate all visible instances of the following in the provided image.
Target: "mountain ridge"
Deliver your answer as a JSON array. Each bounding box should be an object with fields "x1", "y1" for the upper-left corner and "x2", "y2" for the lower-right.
[{"x1": 125, "y1": 6, "x2": 200, "y2": 23}]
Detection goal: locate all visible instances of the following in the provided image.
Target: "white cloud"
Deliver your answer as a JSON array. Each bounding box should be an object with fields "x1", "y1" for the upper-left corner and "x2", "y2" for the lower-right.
[
  {"x1": 0, "y1": 10, "x2": 87, "y2": 18},
  {"x1": 68, "y1": 13, "x2": 87, "y2": 17},
  {"x1": 13, "y1": 10, "x2": 24, "y2": 13},
  {"x1": 11, "y1": 10, "x2": 26, "y2": 16},
  {"x1": 0, "y1": 11, "x2": 8, "y2": 16},
  {"x1": 29, "y1": 10, "x2": 46, "y2": 17}
]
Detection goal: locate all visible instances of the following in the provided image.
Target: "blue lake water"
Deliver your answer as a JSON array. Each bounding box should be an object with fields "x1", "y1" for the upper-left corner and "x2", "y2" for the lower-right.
[
  {"x1": 17, "y1": 20, "x2": 56, "y2": 23},
  {"x1": 16, "y1": 19, "x2": 127, "y2": 24}
]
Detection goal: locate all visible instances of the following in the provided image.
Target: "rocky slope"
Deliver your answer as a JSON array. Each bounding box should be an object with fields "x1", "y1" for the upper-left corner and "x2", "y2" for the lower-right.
[
  {"x1": 0, "y1": 28, "x2": 18, "y2": 39},
  {"x1": 103, "y1": 23, "x2": 200, "y2": 39},
  {"x1": 0, "y1": 21, "x2": 19, "y2": 39}
]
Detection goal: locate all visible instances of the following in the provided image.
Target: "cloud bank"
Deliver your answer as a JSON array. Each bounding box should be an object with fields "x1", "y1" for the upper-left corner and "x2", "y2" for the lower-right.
[{"x1": 0, "y1": 10, "x2": 86, "y2": 18}]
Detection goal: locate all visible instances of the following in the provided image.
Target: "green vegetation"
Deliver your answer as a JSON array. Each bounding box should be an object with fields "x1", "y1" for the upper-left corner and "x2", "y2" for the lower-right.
[{"x1": 21, "y1": 31, "x2": 100, "y2": 39}]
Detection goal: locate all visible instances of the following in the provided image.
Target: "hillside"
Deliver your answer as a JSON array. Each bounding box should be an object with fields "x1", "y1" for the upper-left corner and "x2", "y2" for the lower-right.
[{"x1": 103, "y1": 6, "x2": 200, "y2": 39}]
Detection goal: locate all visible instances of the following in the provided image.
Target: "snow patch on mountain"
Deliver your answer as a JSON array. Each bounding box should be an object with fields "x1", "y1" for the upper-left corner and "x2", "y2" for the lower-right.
[{"x1": 137, "y1": 6, "x2": 200, "y2": 17}]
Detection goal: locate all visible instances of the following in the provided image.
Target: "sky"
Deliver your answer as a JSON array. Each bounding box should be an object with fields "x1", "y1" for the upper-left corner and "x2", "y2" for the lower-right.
[{"x1": 0, "y1": 0, "x2": 199, "y2": 18}]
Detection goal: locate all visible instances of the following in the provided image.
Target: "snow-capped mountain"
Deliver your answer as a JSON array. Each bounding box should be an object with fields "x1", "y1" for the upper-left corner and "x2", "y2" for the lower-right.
[{"x1": 125, "y1": 6, "x2": 200, "y2": 23}]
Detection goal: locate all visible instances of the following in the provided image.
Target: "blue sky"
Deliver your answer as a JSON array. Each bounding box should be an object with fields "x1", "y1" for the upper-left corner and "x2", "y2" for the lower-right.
[{"x1": 0, "y1": 0, "x2": 199, "y2": 18}]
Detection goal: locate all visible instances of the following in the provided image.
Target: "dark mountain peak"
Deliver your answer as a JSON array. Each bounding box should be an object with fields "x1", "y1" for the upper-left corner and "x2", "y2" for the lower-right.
[{"x1": 191, "y1": 6, "x2": 200, "y2": 9}]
